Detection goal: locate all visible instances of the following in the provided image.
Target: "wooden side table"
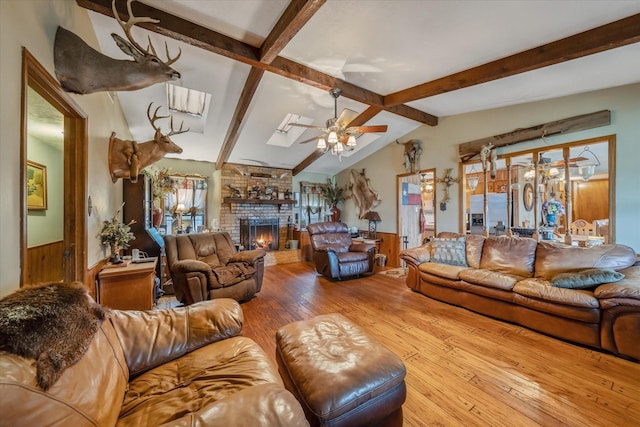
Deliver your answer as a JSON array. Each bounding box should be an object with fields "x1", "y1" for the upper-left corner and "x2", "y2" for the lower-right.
[{"x1": 98, "y1": 258, "x2": 158, "y2": 310}]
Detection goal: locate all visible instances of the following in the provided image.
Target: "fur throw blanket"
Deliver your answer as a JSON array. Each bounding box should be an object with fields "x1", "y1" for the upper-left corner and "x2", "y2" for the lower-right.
[{"x1": 0, "y1": 282, "x2": 110, "y2": 390}]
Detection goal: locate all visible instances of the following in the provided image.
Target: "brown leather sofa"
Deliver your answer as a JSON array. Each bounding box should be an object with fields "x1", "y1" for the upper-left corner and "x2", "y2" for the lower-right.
[
  {"x1": 0, "y1": 297, "x2": 308, "y2": 427},
  {"x1": 306, "y1": 222, "x2": 376, "y2": 279},
  {"x1": 164, "y1": 232, "x2": 265, "y2": 305},
  {"x1": 401, "y1": 233, "x2": 640, "y2": 361}
]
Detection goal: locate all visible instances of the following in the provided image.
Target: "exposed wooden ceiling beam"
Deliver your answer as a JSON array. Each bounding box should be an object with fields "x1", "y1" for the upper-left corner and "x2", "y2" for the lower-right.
[
  {"x1": 292, "y1": 106, "x2": 384, "y2": 175},
  {"x1": 260, "y1": 0, "x2": 326, "y2": 64},
  {"x1": 385, "y1": 13, "x2": 640, "y2": 106},
  {"x1": 216, "y1": 68, "x2": 265, "y2": 169},
  {"x1": 76, "y1": 0, "x2": 437, "y2": 126}
]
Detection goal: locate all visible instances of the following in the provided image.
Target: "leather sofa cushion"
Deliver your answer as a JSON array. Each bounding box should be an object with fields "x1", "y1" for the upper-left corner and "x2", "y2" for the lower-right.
[
  {"x1": 166, "y1": 383, "x2": 308, "y2": 427},
  {"x1": 459, "y1": 268, "x2": 522, "y2": 291},
  {"x1": 118, "y1": 336, "x2": 284, "y2": 426},
  {"x1": 0, "y1": 321, "x2": 129, "y2": 427},
  {"x1": 595, "y1": 265, "x2": 640, "y2": 301},
  {"x1": 514, "y1": 279, "x2": 599, "y2": 309},
  {"x1": 480, "y1": 236, "x2": 537, "y2": 278},
  {"x1": 465, "y1": 234, "x2": 486, "y2": 269},
  {"x1": 338, "y1": 251, "x2": 370, "y2": 262},
  {"x1": 535, "y1": 242, "x2": 637, "y2": 279},
  {"x1": 419, "y1": 262, "x2": 471, "y2": 280}
]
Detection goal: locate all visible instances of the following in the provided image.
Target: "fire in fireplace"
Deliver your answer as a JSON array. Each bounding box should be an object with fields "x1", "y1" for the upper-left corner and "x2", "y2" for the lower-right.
[{"x1": 240, "y1": 218, "x2": 280, "y2": 251}]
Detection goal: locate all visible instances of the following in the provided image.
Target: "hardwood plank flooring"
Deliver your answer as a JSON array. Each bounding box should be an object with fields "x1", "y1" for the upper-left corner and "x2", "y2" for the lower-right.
[{"x1": 241, "y1": 262, "x2": 640, "y2": 427}]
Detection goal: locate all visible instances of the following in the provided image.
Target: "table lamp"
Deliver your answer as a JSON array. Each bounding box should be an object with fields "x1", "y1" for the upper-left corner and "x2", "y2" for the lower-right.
[{"x1": 364, "y1": 211, "x2": 381, "y2": 239}]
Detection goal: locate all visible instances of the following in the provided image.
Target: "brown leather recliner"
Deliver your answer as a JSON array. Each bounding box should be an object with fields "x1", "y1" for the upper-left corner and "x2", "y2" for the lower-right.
[
  {"x1": 306, "y1": 222, "x2": 376, "y2": 279},
  {"x1": 164, "y1": 232, "x2": 266, "y2": 305}
]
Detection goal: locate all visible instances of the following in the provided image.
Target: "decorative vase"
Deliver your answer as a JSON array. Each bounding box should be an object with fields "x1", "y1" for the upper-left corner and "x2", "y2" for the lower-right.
[
  {"x1": 330, "y1": 204, "x2": 341, "y2": 222},
  {"x1": 546, "y1": 213, "x2": 556, "y2": 226},
  {"x1": 109, "y1": 244, "x2": 123, "y2": 264},
  {"x1": 152, "y1": 204, "x2": 163, "y2": 228}
]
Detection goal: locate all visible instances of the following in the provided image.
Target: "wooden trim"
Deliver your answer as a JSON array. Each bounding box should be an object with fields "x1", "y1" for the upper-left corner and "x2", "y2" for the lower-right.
[
  {"x1": 21, "y1": 49, "x2": 88, "y2": 287},
  {"x1": 385, "y1": 13, "x2": 640, "y2": 106}
]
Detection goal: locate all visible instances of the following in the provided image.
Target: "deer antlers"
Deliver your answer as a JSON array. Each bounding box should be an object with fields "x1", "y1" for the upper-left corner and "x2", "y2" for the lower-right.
[
  {"x1": 146, "y1": 103, "x2": 190, "y2": 136},
  {"x1": 111, "y1": 0, "x2": 181, "y2": 64}
]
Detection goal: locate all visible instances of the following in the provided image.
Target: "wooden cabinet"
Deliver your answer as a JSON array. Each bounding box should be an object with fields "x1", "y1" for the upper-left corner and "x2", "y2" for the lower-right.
[
  {"x1": 123, "y1": 175, "x2": 167, "y2": 286},
  {"x1": 98, "y1": 258, "x2": 157, "y2": 310},
  {"x1": 293, "y1": 230, "x2": 313, "y2": 261}
]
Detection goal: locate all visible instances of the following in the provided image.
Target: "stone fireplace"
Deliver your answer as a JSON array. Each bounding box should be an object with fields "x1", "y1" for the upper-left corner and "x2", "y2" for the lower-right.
[
  {"x1": 219, "y1": 164, "x2": 295, "y2": 252},
  {"x1": 240, "y1": 218, "x2": 280, "y2": 251}
]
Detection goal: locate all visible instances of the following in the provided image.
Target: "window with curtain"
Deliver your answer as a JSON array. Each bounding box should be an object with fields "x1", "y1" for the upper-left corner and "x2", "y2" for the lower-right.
[{"x1": 163, "y1": 175, "x2": 208, "y2": 234}]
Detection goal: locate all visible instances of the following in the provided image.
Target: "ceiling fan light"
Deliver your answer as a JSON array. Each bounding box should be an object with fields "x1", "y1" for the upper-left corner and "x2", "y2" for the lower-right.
[
  {"x1": 317, "y1": 138, "x2": 327, "y2": 150},
  {"x1": 347, "y1": 135, "x2": 357, "y2": 147},
  {"x1": 328, "y1": 131, "x2": 338, "y2": 144}
]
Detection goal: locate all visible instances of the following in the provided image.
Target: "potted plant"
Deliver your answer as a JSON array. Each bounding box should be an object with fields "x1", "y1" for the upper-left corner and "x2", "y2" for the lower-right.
[
  {"x1": 320, "y1": 178, "x2": 346, "y2": 222},
  {"x1": 542, "y1": 198, "x2": 565, "y2": 226},
  {"x1": 143, "y1": 167, "x2": 175, "y2": 228},
  {"x1": 100, "y1": 203, "x2": 136, "y2": 264}
]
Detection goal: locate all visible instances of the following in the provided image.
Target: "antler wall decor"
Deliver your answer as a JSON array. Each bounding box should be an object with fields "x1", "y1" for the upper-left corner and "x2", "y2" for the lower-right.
[{"x1": 436, "y1": 168, "x2": 461, "y2": 210}]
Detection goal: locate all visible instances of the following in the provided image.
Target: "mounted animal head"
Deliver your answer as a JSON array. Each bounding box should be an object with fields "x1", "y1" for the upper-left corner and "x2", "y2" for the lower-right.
[
  {"x1": 109, "y1": 103, "x2": 188, "y2": 183},
  {"x1": 54, "y1": 0, "x2": 181, "y2": 94}
]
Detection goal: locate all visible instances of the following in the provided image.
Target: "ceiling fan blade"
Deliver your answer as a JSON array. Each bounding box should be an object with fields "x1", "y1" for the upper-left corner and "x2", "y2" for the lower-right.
[
  {"x1": 288, "y1": 123, "x2": 325, "y2": 130},
  {"x1": 337, "y1": 108, "x2": 359, "y2": 127},
  {"x1": 298, "y1": 134, "x2": 326, "y2": 144},
  {"x1": 346, "y1": 125, "x2": 388, "y2": 134}
]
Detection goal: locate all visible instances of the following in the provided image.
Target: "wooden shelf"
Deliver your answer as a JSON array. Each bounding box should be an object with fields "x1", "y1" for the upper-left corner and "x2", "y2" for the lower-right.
[{"x1": 223, "y1": 198, "x2": 297, "y2": 205}]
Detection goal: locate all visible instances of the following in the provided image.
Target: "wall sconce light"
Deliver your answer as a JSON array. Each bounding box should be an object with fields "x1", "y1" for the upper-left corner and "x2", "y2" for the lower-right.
[
  {"x1": 576, "y1": 146, "x2": 601, "y2": 181},
  {"x1": 364, "y1": 211, "x2": 381, "y2": 239}
]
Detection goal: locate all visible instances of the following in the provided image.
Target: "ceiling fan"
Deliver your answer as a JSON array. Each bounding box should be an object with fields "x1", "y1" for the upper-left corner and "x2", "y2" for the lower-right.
[{"x1": 289, "y1": 88, "x2": 387, "y2": 157}]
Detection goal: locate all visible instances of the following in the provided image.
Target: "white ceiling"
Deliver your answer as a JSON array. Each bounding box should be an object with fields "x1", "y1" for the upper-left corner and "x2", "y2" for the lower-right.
[{"x1": 85, "y1": 0, "x2": 640, "y2": 175}]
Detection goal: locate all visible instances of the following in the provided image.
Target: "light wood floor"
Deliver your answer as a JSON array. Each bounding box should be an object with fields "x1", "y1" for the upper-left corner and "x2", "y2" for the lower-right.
[{"x1": 239, "y1": 262, "x2": 639, "y2": 427}]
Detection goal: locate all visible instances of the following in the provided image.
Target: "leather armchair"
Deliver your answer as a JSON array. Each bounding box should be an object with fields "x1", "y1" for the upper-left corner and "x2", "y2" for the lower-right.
[
  {"x1": 306, "y1": 222, "x2": 376, "y2": 279},
  {"x1": 164, "y1": 232, "x2": 266, "y2": 305}
]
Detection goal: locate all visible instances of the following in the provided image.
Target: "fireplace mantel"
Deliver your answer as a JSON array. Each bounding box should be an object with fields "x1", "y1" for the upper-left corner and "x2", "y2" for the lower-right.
[{"x1": 223, "y1": 198, "x2": 297, "y2": 212}]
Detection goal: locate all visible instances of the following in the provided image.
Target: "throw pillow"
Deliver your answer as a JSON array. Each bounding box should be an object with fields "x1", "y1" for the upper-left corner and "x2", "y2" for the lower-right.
[
  {"x1": 551, "y1": 268, "x2": 624, "y2": 289},
  {"x1": 431, "y1": 237, "x2": 467, "y2": 266}
]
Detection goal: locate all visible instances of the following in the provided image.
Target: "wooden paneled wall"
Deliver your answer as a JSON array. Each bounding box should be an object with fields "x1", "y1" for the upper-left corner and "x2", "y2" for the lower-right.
[
  {"x1": 377, "y1": 232, "x2": 400, "y2": 267},
  {"x1": 26, "y1": 241, "x2": 64, "y2": 285}
]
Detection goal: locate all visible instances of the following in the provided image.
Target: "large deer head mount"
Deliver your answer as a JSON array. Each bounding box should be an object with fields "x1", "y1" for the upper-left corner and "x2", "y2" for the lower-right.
[
  {"x1": 54, "y1": 0, "x2": 181, "y2": 94},
  {"x1": 109, "y1": 103, "x2": 188, "y2": 183}
]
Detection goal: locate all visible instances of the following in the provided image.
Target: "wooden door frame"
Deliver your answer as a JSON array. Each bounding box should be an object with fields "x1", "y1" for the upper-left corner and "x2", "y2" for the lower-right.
[{"x1": 21, "y1": 48, "x2": 88, "y2": 286}]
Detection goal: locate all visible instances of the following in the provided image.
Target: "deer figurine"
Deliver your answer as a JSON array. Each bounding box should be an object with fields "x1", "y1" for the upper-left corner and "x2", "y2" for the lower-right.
[
  {"x1": 109, "y1": 103, "x2": 188, "y2": 183},
  {"x1": 54, "y1": 0, "x2": 181, "y2": 94}
]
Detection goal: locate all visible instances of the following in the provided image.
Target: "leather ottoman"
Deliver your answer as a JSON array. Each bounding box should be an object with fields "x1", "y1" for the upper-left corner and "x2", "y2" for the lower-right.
[{"x1": 276, "y1": 313, "x2": 406, "y2": 427}]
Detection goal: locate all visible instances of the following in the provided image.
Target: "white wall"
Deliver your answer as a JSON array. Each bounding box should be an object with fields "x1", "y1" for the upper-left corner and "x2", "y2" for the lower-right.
[
  {"x1": 0, "y1": 0, "x2": 131, "y2": 297},
  {"x1": 341, "y1": 84, "x2": 640, "y2": 252}
]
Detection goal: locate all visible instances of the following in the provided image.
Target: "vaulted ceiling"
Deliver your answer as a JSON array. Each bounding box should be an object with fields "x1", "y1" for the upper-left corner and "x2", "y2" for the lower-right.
[{"x1": 78, "y1": 0, "x2": 640, "y2": 175}]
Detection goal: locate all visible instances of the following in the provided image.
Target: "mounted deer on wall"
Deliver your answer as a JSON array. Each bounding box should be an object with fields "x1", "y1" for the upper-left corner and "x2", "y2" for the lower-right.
[
  {"x1": 109, "y1": 103, "x2": 188, "y2": 183},
  {"x1": 54, "y1": 0, "x2": 181, "y2": 94}
]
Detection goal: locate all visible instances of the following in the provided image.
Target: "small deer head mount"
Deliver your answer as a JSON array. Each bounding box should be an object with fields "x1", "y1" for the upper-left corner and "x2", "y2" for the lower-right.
[
  {"x1": 109, "y1": 103, "x2": 188, "y2": 183},
  {"x1": 54, "y1": 0, "x2": 181, "y2": 94}
]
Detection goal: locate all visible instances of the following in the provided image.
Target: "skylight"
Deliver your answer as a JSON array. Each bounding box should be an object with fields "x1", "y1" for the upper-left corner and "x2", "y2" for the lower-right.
[{"x1": 167, "y1": 84, "x2": 211, "y2": 117}]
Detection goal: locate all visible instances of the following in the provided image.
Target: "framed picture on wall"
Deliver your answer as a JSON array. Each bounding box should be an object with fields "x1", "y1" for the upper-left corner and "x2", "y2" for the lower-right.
[{"x1": 27, "y1": 160, "x2": 47, "y2": 210}]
